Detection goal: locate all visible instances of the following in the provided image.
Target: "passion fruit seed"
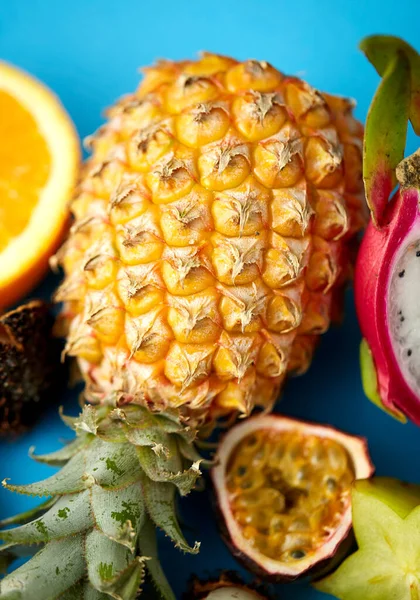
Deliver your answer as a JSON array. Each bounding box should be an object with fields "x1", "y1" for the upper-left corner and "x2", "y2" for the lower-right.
[{"x1": 226, "y1": 430, "x2": 355, "y2": 562}]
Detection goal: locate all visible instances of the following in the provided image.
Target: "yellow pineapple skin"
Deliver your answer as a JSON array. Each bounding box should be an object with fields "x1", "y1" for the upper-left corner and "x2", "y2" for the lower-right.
[{"x1": 57, "y1": 54, "x2": 364, "y2": 423}]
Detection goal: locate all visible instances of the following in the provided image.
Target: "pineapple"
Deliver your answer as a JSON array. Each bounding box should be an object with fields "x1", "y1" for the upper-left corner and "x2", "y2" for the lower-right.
[
  {"x1": 58, "y1": 53, "x2": 364, "y2": 419},
  {"x1": 0, "y1": 54, "x2": 364, "y2": 599}
]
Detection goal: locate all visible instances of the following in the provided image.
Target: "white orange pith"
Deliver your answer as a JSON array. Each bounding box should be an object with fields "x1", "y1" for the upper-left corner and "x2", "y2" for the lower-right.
[
  {"x1": 227, "y1": 429, "x2": 355, "y2": 562},
  {"x1": 0, "y1": 61, "x2": 80, "y2": 310},
  {"x1": 57, "y1": 53, "x2": 365, "y2": 422}
]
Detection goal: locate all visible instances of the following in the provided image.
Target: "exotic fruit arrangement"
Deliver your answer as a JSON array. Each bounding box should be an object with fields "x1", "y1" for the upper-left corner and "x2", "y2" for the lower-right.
[
  {"x1": 0, "y1": 53, "x2": 367, "y2": 599},
  {"x1": 355, "y1": 36, "x2": 420, "y2": 424}
]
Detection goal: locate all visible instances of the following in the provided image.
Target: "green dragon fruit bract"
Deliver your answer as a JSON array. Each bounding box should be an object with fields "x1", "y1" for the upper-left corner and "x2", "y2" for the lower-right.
[{"x1": 355, "y1": 36, "x2": 420, "y2": 424}]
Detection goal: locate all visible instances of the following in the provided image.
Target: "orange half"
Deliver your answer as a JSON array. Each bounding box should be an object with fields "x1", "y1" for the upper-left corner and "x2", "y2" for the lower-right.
[{"x1": 0, "y1": 61, "x2": 80, "y2": 310}]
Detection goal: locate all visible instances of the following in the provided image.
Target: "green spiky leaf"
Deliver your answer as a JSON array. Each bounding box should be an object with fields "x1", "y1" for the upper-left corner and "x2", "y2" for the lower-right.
[
  {"x1": 56, "y1": 581, "x2": 84, "y2": 600},
  {"x1": 58, "y1": 406, "x2": 80, "y2": 429},
  {"x1": 3, "y1": 452, "x2": 94, "y2": 497},
  {"x1": 82, "y1": 583, "x2": 114, "y2": 600},
  {"x1": 90, "y1": 483, "x2": 145, "y2": 550},
  {"x1": 363, "y1": 47, "x2": 411, "y2": 225},
  {"x1": 84, "y1": 439, "x2": 142, "y2": 489},
  {"x1": 0, "y1": 498, "x2": 57, "y2": 528},
  {"x1": 137, "y1": 446, "x2": 201, "y2": 496},
  {"x1": 74, "y1": 404, "x2": 99, "y2": 435},
  {"x1": 96, "y1": 409, "x2": 128, "y2": 443},
  {"x1": 140, "y1": 516, "x2": 176, "y2": 600},
  {"x1": 85, "y1": 529, "x2": 147, "y2": 600},
  {"x1": 29, "y1": 436, "x2": 88, "y2": 466},
  {"x1": 0, "y1": 491, "x2": 93, "y2": 547},
  {"x1": 1, "y1": 403, "x2": 206, "y2": 599},
  {"x1": 125, "y1": 426, "x2": 171, "y2": 451},
  {"x1": 177, "y1": 436, "x2": 213, "y2": 466},
  {"x1": 142, "y1": 477, "x2": 199, "y2": 554},
  {"x1": 85, "y1": 529, "x2": 134, "y2": 590},
  {"x1": 57, "y1": 578, "x2": 125, "y2": 599},
  {"x1": 0, "y1": 544, "x2": 41, "y2": 560},
  {"x1": 103, "y1": 557, "x2": 146, "y2": 600},
  {"x1": 0, "y1": 535, "x2": 85, "y2": 600}
]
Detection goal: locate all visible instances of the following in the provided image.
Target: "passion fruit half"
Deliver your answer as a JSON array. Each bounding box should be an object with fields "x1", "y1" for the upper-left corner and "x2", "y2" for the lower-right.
[{"x1": 212, "y1": 415, "x2": 374, "y2": 581}]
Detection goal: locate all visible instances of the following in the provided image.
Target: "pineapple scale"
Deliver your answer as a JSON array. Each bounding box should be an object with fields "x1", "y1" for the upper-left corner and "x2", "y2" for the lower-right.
[{"x1": 57, "y1": 53, "x2": 364, "y2": 421}]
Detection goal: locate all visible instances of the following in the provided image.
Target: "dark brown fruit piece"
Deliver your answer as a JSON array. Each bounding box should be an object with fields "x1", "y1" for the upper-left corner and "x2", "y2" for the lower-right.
[{"x1": 0, "y1": 300, "x2": 63, "y2": 434}]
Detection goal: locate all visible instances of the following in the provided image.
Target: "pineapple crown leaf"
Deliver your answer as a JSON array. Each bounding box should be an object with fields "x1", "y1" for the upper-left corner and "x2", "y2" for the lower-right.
[
  {"x1": 1, "y1": 404, "x2": 205, "y2": 599},
  {"x1": 141, "y1": 476, "x2": 200, "y2": 554},
  {"x1": 58, "y1": 405, "x2": 80, "y2": 429},
  {"x1": 0, "y1": 497, "x2": 57, "y2": 529},
  {"x1": 85, "y1": 529, "x2": 147, "y2": 599},
  {"x1": 151, "y1": 443, "x2": 170, "y2": 458},
  {"x1": 2, "y1": 455, "x2": 94, "y2": 497},
  {"x1": 29, "y1": 436, "x2": 87, "y2": 466},
  {"x1": 0, "y1": 490, "x2": 93, "y2": 547},
  {"x1": 57, "y1": 579, "x2": 111, "y2": 599},
  {"x1": 139, "y1": 516, "x2": 176, "y2": 600},
  {"x1": 90, "y1": 482, "x2": 145, "y2": 551},
  {"x1": 177, "y1": 435, "x2": 213, "y2": 467},
  {"x1": 1, "y1": 535, "x2": 85, "y2": 600},
  {"x1": 136, "y1": 443, "x2": 202, "y2": 496},
  {"x1": 74, "y1": 404, "x2": 99, "y2": 435}
]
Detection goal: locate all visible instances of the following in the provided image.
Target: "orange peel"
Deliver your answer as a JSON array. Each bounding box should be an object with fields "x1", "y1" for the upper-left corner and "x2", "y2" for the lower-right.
[{"x1": 0, "y1": 61, "x2": 80, "y2": 310}]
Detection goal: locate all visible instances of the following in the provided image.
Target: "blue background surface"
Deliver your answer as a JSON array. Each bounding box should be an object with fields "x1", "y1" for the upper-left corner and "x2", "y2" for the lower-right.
[{"x1": 1, "y1": 0, "x2": 420, "y2": 598}]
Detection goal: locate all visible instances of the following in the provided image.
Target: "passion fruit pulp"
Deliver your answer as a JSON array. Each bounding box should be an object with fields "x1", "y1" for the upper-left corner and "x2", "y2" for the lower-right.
[{"x1": 212, "y1": 415, "x2": 374, "y2": 581}]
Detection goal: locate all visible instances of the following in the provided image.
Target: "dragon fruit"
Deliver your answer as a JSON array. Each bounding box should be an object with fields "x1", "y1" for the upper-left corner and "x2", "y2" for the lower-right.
[{"x1": 355, "y1": 36, "x2": 420, "y2": 424}]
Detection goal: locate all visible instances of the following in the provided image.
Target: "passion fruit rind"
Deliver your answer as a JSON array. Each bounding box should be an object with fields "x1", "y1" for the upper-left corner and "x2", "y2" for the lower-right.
[
  {"x1": 214, "y1": 503, "x2": 356, "y2": 584},
  {"x1": 212, "y1": 415, "x2": 374, "y2": 582},
  {"x1": 184, "y1": 571, "x2": 273, "y2": 599},
  {"x1": 0, "y1": 300, "x2": 63, "y2": 433},
  {"x1": 214, "y1": 496, "x2": 355, "y2": 584}
]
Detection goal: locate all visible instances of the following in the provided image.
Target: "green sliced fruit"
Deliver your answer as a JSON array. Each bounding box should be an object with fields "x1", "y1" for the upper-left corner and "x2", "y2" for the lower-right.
[{"x1": 315, "y1": 477, "x2": 420, "y2": 599}]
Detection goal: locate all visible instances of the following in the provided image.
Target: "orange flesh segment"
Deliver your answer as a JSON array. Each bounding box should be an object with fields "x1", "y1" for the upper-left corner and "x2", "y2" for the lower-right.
[
  {"x1": 226, "y1": 430, "x2": 355, "y2": 562},
  {"x1": 0, "y1": 90, "x2": 51, "y2": 253}
]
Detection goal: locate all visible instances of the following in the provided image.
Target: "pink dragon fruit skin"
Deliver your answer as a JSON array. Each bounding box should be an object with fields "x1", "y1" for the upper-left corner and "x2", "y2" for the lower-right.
[
  {"x1": 355, "y1": 36, "x2": 420, "y2": 424},
  {"x1": 356, "y1": 184, "x2": 420, "y2": 423}
]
